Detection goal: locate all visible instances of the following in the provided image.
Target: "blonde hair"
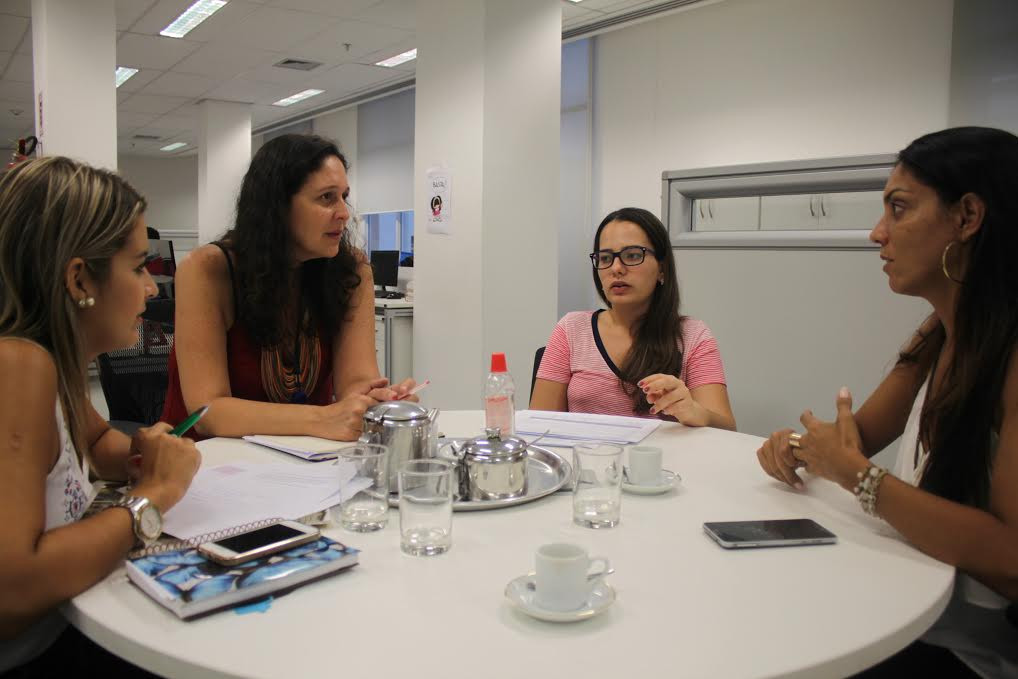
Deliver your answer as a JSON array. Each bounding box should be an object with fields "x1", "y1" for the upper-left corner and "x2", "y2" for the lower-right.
[{"x1": 0, "y1": 157, "x2": 147, "y2": 456}]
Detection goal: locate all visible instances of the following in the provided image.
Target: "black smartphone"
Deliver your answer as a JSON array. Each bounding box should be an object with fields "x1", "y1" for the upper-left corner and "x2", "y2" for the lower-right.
[{"x1": 703, "y1": 519, "x2": 837, "y2": 549}]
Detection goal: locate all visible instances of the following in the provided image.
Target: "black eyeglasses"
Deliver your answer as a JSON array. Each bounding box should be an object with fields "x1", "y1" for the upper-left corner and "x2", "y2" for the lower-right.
[{"x1": 589, "y1": 246, "x2": 654, "y2": 270}]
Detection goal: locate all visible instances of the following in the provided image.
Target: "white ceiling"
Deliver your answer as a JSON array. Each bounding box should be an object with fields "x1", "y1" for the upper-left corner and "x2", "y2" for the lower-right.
[{"x1": 0, "y1": 0, "x2": 682, "y2": 156}]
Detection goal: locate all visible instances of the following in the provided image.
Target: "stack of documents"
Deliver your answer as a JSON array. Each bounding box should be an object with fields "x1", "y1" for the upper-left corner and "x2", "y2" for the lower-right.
[
  {"x1": 162, "y1": 461, "x2": 369, "y2": 540},
  {"x1": 515, "y1": 410, "x2": 661, "y2": 448},
  {"x1": 242, "y1": 435, "x2": 357, "y2": 461}
]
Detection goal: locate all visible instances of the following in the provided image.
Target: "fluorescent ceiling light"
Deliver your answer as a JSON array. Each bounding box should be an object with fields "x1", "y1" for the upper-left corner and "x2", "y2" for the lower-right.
[
  {"x1": 272, "y1": 88, "x2": 325, "y2": 107},
  {"x1": 160, "y1": 142, "x2": 187, "y2": 152},
  {"x1": 567, "y1": 0, "x2": 584, "y2": 3},
  {"x1": 375, "y1": 48, "x2": 417, "y2": 68},
  {"x1": 160, "y1": 0, "x2": 228, "y2": 38},
  {"x1": 115, "y1": 67, "x2": 138, "y2": 87}
]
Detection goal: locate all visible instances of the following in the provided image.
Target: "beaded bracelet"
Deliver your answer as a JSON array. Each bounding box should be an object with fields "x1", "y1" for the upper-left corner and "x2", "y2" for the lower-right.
[{"x1": 852, "y1": 464, "x2": 889, "y2": 517}]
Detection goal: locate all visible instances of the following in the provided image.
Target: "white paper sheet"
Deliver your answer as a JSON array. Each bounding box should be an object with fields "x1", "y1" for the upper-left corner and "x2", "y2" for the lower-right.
[
  {"x1": 162, "y1": 461, "x2": 369, "y2": 540},
  {"x1": 515, "y1": 410, "x2": 661, "y2": 447}
]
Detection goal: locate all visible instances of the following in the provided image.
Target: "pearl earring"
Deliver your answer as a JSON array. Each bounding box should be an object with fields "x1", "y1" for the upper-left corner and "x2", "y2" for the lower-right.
[{"x1": 77, "y1": 297, "x2": 95, "y2": 309}]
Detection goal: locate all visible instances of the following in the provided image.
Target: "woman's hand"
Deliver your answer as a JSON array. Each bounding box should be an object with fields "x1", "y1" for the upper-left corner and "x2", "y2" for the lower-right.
[
  {"x1": 795, "y1": 388, "x2": 870, "y2": 491},
  {"x1": 364, "y1": 377, "x2": 419, "y2": 403},
  {"x1": 756, "y1": 428, "x2": 805, "y2": 489},
  {"x1": 390, "y1": 377, "x2": 418, "y2": 402},
  {"x1": 756, "y1": 388, "x2": 869, "y2": 491},
  {"x1": 639, "y1": 374, "x2": 709, "y2": 426},
  {"x1": 315, "y1": 385, "x2": 380, "y2": 441},
  {"x1": 129, "y1": 423, "x2": 202, "y2": 512}
]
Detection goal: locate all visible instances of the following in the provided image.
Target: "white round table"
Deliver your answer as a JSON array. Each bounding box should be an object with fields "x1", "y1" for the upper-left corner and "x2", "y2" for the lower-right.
[{"x1": 66, "y1": 412, "x2": 953, "y2": 678}]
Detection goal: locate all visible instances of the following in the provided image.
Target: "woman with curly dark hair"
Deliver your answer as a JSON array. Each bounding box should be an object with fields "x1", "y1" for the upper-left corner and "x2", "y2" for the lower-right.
[{"x1": 162, "y1": 134, "x2": 414, "y2": 440}]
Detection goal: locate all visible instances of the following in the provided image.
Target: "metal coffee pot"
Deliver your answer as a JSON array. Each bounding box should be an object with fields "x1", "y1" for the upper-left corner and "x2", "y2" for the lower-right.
[
  {"x1": 359, "y1": 401, "x2": 439, "y2": 489},
  {"x1": 443, "y1": 428, "x2": 529, "y2": 501}
]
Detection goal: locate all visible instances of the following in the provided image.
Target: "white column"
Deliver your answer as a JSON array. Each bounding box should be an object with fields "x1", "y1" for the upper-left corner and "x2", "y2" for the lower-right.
[
  {"x1": 197, "y1": 100, "x2": 252, "y2": 245},
  {"x1": 31, "y1": 0, "x2": 116, "y2": 169},
  {"x1": 414, "y1": 0, "x2": 561, "y2": 409}
]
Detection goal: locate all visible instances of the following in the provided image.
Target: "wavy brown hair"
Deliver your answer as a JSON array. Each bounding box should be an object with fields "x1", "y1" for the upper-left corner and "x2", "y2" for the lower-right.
[
  {"x1": 592, "y1": 207, "x2": 684, "y2": 413},
  {"x1": 0, "y1": 157, "x2": 146, "y2": 456},
  {"x1": 221, "y1": 134, "x2": 361, "y2": 348},
  {"x1": 895, "y1": 127, "x2": 1018, "y2": 506}
]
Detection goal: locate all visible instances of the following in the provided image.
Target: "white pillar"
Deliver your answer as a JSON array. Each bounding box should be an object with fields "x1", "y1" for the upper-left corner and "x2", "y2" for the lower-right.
[
  {"x1": 31, "y1": 0, "x2": 116, "y2": 169},
  {"x1": 197, "y1": 100, "x2": 252, "y2": 245},
  {"x1": 414, "y1": 0, "x2": 561, "y2": 409}
]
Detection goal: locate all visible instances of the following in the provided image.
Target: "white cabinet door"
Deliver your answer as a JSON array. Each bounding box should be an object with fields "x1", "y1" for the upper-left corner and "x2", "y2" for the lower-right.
[
  {"x1": 692, "y1": 197, "x2": 760, "y2": 231},
  {"x1": 818, "y1": 190, "x2": 884, "y2": 230},
  {"x1": 760, "y1": 194, "x2": 820, "y2": 230}
]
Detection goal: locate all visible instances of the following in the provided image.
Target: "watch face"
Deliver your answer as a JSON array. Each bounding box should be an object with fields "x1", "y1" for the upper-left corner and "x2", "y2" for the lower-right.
[{"x1": 139, "y1": 505, "x2": 162, "y2": 540}]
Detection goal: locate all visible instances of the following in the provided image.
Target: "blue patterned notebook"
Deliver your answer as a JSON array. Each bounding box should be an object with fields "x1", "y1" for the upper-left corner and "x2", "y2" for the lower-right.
[{"x1": 126, "y1": 536, "x2": 358, "y2": 619}]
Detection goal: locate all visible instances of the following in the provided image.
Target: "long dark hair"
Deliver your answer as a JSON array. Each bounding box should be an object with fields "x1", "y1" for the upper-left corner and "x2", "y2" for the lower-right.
[
  {"x1": 222, "y1": 134, "x2": 361, "y2": 348},
  {"x1": 895, "y1": 127, "x2": 1018, "y2": 506},
  {"x1": 592, "y1": 207, "x2": 684, "y2": 413}
]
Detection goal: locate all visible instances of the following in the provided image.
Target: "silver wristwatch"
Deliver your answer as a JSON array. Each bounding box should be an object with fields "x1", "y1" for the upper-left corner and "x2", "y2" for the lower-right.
[{"x1": 111, "y1": 496, "x2": 162, "y2": 548}]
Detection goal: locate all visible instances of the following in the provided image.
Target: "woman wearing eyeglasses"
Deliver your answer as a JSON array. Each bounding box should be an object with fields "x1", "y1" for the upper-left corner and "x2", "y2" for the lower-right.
[{"x1": 530, "y1": 207, "x2": 735, "y2": 429}]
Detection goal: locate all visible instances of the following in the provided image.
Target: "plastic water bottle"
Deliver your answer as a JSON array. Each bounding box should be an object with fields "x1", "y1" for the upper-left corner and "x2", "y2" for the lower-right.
[{"x1": 484, "y1": 352, "x2": 516, "y2": 435}]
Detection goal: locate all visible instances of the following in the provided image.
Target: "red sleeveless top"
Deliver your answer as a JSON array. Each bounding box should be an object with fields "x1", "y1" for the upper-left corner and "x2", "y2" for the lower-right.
[{"x1": 160, "y1": 244, "x2": 334, "y2": 440}]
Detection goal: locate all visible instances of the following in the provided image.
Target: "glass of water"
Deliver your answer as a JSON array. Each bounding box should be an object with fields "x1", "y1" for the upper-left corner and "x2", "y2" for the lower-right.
[
  {"x1": 398, "y1": 459, "x2": 453, "y2": 556},
  {"x1": 572, "y1": 442, "x2": 623, "y2": 528},
  {"x1": 334, "y1": 443, "x2": 390, "y2": 532}
]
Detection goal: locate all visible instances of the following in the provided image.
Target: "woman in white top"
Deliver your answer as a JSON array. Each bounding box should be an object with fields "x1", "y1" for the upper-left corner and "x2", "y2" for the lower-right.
[
  {"x1": 757, "y1": 127, "x2": 1018, "y2": 677},
  {"x1": 0, "y1": 157, "x2": 200, "y2": 675}
]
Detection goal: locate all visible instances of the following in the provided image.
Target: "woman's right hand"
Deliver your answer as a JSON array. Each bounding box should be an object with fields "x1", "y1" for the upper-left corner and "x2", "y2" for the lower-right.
[
  {"x1": 756, "y1": 427, "x2": 805, "y2": 490},
  {"x1": 130, "y1": 423, "x2": 202, "y2": 512},
  {"x1": 315, "y1": 389, "x2": 379, "y2": 441}
]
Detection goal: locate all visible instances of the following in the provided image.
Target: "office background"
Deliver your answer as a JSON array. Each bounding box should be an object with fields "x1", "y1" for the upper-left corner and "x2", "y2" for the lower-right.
[{"x1": 2, "y1": 0, "x2": 1015, "y2": 444}]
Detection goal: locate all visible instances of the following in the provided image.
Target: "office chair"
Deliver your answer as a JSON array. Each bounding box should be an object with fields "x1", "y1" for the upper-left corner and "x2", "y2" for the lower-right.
[
  {"x1": 96, "y1": 319, "x2": 174, "y2": 435},
  {"x1": 530, "y1": 346, "x2": 546, "y2": 401}
]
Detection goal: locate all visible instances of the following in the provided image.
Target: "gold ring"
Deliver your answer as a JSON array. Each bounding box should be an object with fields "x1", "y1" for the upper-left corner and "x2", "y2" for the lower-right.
[{"x1": 789, "y1": 433, "x2": 802, "y2": 449}]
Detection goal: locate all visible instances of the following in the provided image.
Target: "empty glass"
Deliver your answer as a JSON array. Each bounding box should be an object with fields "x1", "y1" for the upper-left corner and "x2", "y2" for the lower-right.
[
  {"x1": 572, "y1": 442, "x2": 623, "y2": 528},
  {"x1": 398, "y1": 459, "x2": 453, "y2": 556},
  {"x1": 334, "y1": 443, "x2": 389, "y2": 532}
]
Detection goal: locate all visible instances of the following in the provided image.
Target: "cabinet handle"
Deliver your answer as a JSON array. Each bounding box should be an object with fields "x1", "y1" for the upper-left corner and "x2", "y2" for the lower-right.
[
  {"x1": 698, "y1": 201, "x2": 704, "y2": 220},
  {"x1": 708, "y1": 200, "x2": 714, "y2": 219},
  {"x1": 820, "y1": 195, "x2": 827, "y2": 217},
  {"x1": 809, "y1": 195, "x2": 816, "y2": 218}
]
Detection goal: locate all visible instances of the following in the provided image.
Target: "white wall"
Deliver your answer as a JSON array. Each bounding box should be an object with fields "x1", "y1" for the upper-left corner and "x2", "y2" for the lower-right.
[
  {"x1": 117, "y1": 153, "x2": 199, "y2": 258},
  {"x1": 949, "y1": 0, "x2": 1018, "y2": 134},
  {"x1": 559, "y1": 39, "x2": 593, "y2": 318},
  {"x1": 592, "y1": 0, "x2": 953, "y2": 437},
  {"x1": 356, "y1": 89, "x2": 414, "y2": 213}
]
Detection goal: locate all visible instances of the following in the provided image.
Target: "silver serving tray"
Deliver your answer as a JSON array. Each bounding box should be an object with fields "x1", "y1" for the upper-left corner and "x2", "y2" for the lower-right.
[{"x1": 388, "y1": 442, "x2": 571, "y2": 511}]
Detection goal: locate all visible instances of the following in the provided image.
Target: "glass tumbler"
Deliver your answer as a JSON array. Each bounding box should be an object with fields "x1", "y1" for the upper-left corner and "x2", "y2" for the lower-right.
[
  {"x1": 572, "y1": 442, "x2": 624, "y2": 528},
  {"x1": 334, "y1": 443, "x2": 390, "y2": 532},
  {"x1": 398, "y1": 459, "x2": 454, "y2": 556}
]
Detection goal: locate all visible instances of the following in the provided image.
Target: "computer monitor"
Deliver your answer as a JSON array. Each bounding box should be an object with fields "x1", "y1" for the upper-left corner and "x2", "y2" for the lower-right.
[{"x1": 370, "y1": 250, "x2": 401, "y2": 297}]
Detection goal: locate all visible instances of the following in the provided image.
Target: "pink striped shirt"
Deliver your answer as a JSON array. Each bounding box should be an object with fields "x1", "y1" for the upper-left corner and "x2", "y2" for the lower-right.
[{"x1": 536, "y1": 311, "x2": 727, "y2": 418}]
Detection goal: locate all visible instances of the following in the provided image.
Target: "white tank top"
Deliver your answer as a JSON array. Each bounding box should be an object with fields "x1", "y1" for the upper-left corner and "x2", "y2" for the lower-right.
[
  {"x1": 895, "y1": 375, "x2": 1017, "y2": 678},
  {"x1": 0, "y1": 401, "x2": 93, "y2": 672}
]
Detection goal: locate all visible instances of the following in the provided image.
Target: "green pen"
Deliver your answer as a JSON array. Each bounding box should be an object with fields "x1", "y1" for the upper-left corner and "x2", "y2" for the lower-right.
[{"x1": 169, "y1": 405, "x2": 209, "y2": 437}]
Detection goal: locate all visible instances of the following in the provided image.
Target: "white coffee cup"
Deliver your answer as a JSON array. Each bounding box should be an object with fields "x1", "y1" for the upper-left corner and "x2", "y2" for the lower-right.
[
  {"x1": 534, "y1": 543, "x2": 610, "y2": 611},
  {"x1": 628, "y1": 446, "x2": 663, "y2": 485}
]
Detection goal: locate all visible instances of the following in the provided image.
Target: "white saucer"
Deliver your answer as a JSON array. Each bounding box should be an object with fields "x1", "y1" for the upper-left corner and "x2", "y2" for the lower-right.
[
  {"x1": 622, "y1": 469, "x2": 680, "y2": 495},
  {"x1": 504, "y1": 574, "x2": 616, "y2": 623}
]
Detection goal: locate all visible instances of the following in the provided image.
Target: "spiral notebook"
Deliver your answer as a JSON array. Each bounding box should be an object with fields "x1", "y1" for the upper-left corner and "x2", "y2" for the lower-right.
[{"x1": 126, "y1": 520, "x2": 359, "y2": 619}]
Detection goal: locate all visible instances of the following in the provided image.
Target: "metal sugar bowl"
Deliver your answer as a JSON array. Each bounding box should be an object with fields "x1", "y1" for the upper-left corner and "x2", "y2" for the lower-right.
[
  {"x1": 445, "y1": 428, "x2": 529, "y2": 502},
  {"x1": 359, "y1": 401, "x2": 439, "y2": 489}
]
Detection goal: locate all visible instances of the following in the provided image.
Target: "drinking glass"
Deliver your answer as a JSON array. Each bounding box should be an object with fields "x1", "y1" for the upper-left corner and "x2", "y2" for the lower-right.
[
  {"x1": 572, "y1": 442, "x2": 623, "y2": 528},
  {"x1": 398, "y1": 459, "x2": 453, "y2": 556},
  {"x1": 333, "y1": 443, "x2": 389, "y2": 532}
]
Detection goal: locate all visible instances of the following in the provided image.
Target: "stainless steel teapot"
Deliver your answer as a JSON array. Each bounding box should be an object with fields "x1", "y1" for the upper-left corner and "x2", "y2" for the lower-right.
[
  {"x1": 442, "y1": 428, "x2": 529, "y2": 501},
  {"x1": 359, "y1": 401, "x2": 439, "y2": 489}
]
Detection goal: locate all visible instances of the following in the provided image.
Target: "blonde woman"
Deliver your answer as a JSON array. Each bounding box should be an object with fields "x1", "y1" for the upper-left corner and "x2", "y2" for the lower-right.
[{"x1": 0, "y1": 157, "x2": 200, "y2": 675}]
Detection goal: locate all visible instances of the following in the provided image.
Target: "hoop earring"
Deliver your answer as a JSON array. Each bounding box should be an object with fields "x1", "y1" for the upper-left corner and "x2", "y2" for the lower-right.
[
  {"x1": 941, "y1": 242, "x2": 965, "y2": 284},
  {"x1": 77, "y1": 297, "x2": 95, "y2": 309}
]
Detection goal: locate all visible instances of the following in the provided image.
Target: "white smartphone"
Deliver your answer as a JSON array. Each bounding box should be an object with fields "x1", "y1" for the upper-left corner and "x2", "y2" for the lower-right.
[
  {"x1": 198, "y1": 521, "x2": 321, "y2": 566},
  {"x1": 703, "y1": 519, "x2": 837, "y2": 549}
]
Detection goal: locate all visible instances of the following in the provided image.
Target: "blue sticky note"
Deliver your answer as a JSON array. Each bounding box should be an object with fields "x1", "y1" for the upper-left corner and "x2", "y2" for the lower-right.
[{"x1": 234, "y1": 597, "x2": 273, "y2": 615}]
